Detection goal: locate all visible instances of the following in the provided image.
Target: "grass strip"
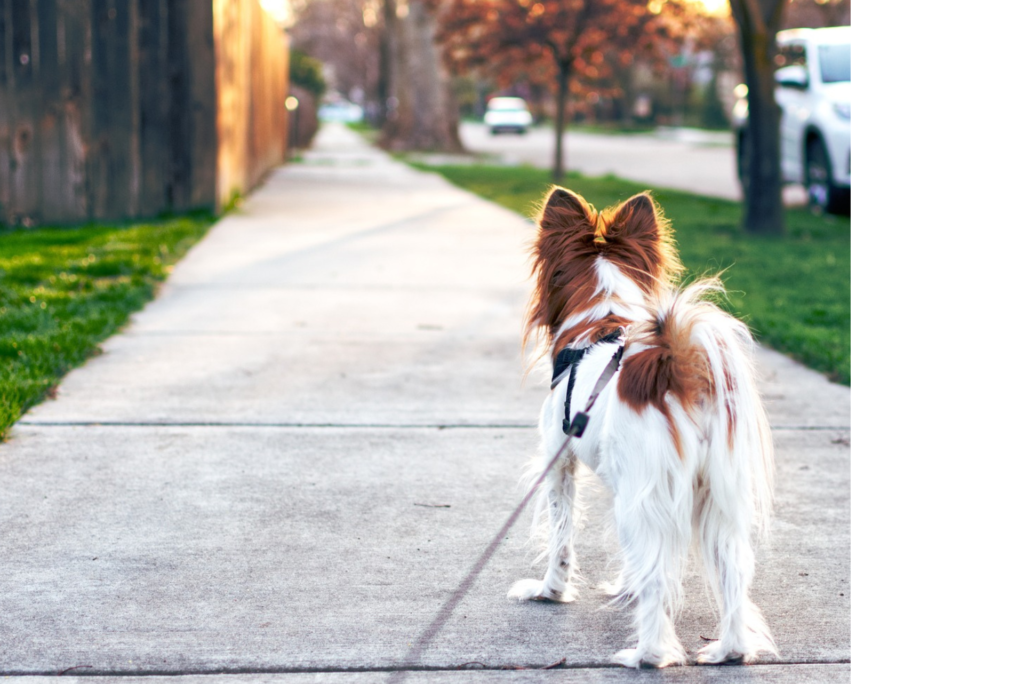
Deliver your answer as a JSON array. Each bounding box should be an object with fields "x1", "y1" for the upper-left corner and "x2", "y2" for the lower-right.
[
  {"x1": 408, "y1": 163, "x2": 850, "y2": 385},
  {"x1": 0, "y1": 214, "x2": 215, "y2": 439}
]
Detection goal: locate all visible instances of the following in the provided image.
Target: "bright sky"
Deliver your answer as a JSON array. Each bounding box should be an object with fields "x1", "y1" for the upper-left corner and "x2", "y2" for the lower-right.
[{"x1": 260, "y1": 0, "x2": 293, "y2": 25}]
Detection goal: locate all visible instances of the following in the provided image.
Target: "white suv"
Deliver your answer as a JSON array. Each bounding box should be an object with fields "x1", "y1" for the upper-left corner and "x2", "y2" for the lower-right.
[{"x1": 733, "y1": 26, "x2": 851, "y2": 214}]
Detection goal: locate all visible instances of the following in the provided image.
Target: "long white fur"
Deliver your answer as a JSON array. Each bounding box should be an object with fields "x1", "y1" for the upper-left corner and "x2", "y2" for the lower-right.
[
  {"x1": 553, "y1": 256, "x2": 648, "y2": 344},
  {"x1": 508, "y1": 259, "x2": 777, "y2": 668}
]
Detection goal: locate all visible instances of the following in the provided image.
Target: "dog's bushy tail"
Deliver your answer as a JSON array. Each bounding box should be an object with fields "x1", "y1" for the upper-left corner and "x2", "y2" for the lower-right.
[
  {"x1": 634, "y1": 278, "x2": 777, "y2": 658},
  {"x1": 627, "y1": 278, "x2": 775, "y2": 540},
  {"x1": 615, "y1": 278, "x2": 777, "y2": 659}
]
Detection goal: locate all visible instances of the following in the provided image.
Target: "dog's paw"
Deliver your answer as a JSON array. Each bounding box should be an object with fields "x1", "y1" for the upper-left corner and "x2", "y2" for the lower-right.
[
  {"x1": 507, "y1": 579, "x2": 577, "y2": 603},
  {"x1": 612, "y1": 647, "x2": 686, "y2": 669},
  {"x1": 695, "y1": 641, "x2": 746, "y2": 665},
  {"x1": 597, "y1": 578, "x2": 625, "y2": 598}
]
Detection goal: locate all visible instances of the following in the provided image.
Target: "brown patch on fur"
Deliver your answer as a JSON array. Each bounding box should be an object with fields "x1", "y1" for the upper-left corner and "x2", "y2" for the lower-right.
[
  {"x1": 525, "y1": 187, "x2": 682, "y2": 354},
  {"x1": 617, "y1": 307, "x2": 715, "y2": 455},
  {"x1": 553, "y1": 314, "x2": 633, "y2": 354}
]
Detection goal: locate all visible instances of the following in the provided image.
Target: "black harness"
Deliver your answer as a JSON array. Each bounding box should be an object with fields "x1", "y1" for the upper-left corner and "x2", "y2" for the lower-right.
[{"x1": 551, "y1": 328, "x2": 624, "y2": 435}]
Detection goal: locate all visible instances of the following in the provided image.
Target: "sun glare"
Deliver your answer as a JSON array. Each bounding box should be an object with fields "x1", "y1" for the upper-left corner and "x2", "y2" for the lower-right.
[
  {"x1": 696, "y1": 0, "x2": 730, "y2": 16},
  {"x1": 259, "y1": 0, "x2": 293, "y2": 26}
]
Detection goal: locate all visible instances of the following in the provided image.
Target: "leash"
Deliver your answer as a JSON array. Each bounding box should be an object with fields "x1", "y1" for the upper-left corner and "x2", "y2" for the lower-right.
[{"x1": 387, "y1": 342, "x2": 626, "y2": 681}]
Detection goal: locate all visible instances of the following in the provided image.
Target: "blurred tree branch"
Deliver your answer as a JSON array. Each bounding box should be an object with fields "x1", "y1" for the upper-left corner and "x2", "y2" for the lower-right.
[{"x1": 433, "y1": 0, "x2": 696, "y2": 181}]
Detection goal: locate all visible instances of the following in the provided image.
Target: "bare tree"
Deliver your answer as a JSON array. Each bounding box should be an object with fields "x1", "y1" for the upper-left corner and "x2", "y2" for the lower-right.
[
  {"x1": 380, "y1": 0, "x2": 464, "y2": 151},
  {"x1": 288, "y1": 0, "x2": 381, "y2": 109},
  {"x1": 784, "y1": 0, "x2": 850, "y2": 30},
  {"x1": 378, "y1": 0, "x2": 395, "y2": 126},
  {"x1": 288, "y1": 0, "x2": 461, "y2": 149}
]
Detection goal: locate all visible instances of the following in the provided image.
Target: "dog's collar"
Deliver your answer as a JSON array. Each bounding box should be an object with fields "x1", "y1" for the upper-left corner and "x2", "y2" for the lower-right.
[{"x1": 551, "y1": 328, "x2": 625, "y2": 435}]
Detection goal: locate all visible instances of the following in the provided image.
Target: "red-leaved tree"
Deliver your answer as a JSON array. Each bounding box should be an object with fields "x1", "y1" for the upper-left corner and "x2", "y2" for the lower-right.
[{"x1": 434, "y1": 0, "x2": 695, "y2": 181}]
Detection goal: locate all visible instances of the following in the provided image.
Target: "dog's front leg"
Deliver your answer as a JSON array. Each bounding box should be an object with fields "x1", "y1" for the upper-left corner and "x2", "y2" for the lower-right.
[{"x1": 508, "y1": 454, "x2": 579, "y2": 603}]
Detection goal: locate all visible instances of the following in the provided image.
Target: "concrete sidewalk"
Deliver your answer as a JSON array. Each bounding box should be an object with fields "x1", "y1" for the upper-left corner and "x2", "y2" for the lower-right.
[{"x1": 0, "y1": 124, "x2": 850, "y2": 682}]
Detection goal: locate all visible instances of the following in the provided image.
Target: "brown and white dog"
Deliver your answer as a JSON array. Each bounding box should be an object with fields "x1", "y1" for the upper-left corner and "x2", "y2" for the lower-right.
[{"x1": 509, "y1": 187, "x2": 776, "y2": 668}]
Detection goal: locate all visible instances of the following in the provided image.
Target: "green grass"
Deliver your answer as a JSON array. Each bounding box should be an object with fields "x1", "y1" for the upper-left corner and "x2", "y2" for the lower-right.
[
  {"x1": 564, "y1": 122, "x2": 658, "y2": 136},
  {"x1": 0, "y1": 214, "x2": 215, "y2": 438},
  {"x1": 344, "y1": 120, "x2": 379, "y2": 144},
  {"x1": 407, "y1": 163, "x2": 850, "y2": 385},
  {"x1": 344, "y1": 120, "x2": 376, "y2": 133}
]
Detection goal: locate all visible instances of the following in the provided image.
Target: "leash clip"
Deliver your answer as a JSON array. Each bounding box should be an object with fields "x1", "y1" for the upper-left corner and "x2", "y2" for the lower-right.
[{"x1": 565, "y1": 412, "x2": 589, "y2": 438}]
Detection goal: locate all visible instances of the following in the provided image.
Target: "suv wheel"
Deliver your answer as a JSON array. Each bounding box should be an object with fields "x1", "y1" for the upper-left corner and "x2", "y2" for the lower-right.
[{"x1": 806, "y1": 138, "x2": 849, "y2": 215}]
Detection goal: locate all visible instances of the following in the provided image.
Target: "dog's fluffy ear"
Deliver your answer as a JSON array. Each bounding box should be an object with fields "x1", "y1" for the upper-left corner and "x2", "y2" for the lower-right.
[
  {"x1": 601, "y1": 192, "x2": 681, "y2": 290},
  {"x1": 538, "y1": 187, "x2": 592, "y2": 233},
  {"x1": 604, "y1": 192, "x2": 660, "y2": 241}
]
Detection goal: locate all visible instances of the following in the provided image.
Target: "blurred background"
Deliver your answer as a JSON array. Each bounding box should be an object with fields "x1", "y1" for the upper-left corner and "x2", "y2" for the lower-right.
[
  {"x1": 281, "y1": 0, "x2": 847, "y2": 138},
  {"x1": 0, "y1": 0, "x2": 850, "y2": 230}
]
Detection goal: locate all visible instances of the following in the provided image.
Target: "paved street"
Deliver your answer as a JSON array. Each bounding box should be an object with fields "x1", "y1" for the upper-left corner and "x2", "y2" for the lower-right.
[
  {"x1": 458, "y1": 122, "x2": 810, "y2": 206},
  {"x1": 0, "y1": 123, "x2": 848, "y2": 682}
]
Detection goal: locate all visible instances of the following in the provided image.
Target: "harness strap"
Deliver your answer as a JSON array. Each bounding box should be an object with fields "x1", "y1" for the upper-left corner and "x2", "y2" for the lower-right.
[
  {"x1": 550, "y1": 348, "x2": 586, "y2": 389},
  {"x1": 563, "y1": 362, "x2": 580, "y2": 435},
  {"x1": 566, "y1": 338, "x2": 626, "y2": 438},
  {"x1": 551, "y1": 328, "x2": 624, "y2": 435}
]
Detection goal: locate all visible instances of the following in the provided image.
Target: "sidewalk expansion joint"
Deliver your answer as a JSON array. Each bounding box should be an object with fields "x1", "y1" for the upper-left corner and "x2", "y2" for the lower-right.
[
  {"x1": 167, "y1": 284, "x2": 523, "y2": 292},
  {"x1": 774, "y1": 425, "x2": 850, "y2": 431},
  {"x1": 3, "y1": 659, "x2": 852, "y2": 677},
  {"x1": 18, "y1": 421, "x2": 538, "y2": 429},
  {"x1": 18, "y1": 421, "x2": 849, "y2": 431}
]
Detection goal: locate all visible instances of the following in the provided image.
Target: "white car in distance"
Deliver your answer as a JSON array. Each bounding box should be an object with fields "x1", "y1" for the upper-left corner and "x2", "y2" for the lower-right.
[
  {"x1": 733, "y1": 26, "x2": 851, "y2": 214},
  {"x1": 484, "y1": 97, "x2": 533, "y2": 135}
]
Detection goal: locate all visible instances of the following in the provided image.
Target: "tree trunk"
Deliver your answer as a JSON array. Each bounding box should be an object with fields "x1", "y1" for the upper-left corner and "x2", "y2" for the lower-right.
[
  {"x1": 552, "y1": 60, "x2": 571, "y2": 182},
  {"x1": 377, "y1": 0, "x2": 396, "y2": 128},
  {"x1": 730, "y1": 0, "x2": 786, "y2": 235},
  {"x1": 380, "y1": 0, "x2": 464, "y2": 152}
]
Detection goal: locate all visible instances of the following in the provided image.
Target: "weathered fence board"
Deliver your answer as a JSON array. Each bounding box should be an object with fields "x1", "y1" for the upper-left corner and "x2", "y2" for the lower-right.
[
  {"x1": 186, "y1": 0, "x2": 218, "y2": 211},
  {"x1": 0, "y1": 0, "x2": 287, "y2": 226},
  {"x1": 213, "y1": 0, "x2": 286, "y2": 208}
]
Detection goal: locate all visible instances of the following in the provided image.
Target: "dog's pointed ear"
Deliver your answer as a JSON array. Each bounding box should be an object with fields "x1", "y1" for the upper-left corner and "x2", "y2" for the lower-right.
[
  {"x1": 600, "y1": 192, "x2": 680, "y2": 289},
  {"x1": 604, "y1": 192, "x2": 660, "y2": 241},
  {"x1": 538, "y1": 187, "x2": 592, "y2": 232}
]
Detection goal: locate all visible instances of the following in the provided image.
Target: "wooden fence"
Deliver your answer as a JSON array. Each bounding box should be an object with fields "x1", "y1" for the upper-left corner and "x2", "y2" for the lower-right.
[{"x1": 0, "y1": 0, "x2": 289, "y2": 226}]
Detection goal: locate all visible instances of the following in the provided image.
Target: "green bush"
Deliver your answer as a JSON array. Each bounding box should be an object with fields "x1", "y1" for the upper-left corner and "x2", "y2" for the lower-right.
[{"x1": 289, "y1": 49, "x2": 326, "y2": 101}]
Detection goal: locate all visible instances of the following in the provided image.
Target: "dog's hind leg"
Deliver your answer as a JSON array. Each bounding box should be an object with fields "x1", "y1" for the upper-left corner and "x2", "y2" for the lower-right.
[
  {"x1": 694, "y1": 491, "x2": 776, "y2": 664},
  {"x1": 608, "y1": 441, "x2": 690, "y2": 668},
  {"x1": 508, "y1": 453, "x2": 579, "y2": 603}
]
